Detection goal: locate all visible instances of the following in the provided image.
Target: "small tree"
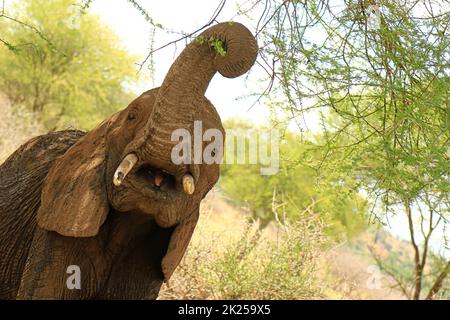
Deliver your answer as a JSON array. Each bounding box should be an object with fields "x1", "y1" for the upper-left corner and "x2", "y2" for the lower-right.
[
  {"x1": 0, "y1": 0, "x2": 141, "y2": 130},
  {"x1": 249, "y1": 0, "x2": 449, "y2": 299},
  {"x1": 219, "y1": 119, "x2": 368, "y2": 239}
]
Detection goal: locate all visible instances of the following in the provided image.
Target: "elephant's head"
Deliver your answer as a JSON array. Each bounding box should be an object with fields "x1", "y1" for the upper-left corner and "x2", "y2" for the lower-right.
[{"x1": 35, "y1": 22, "x2": 257, "y2": 280}]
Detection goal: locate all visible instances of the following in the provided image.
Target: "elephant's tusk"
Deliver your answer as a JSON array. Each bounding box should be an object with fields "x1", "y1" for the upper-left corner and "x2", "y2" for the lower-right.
[
  {"x1": 182, "y1": 174, "x2": 195, "y2": 195},
  {"x1": 113, "y1": 154, "x2": 138, "y2": 187}
]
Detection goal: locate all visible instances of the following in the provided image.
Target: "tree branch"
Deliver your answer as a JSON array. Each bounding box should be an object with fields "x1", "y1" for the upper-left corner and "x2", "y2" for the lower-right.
[
  {"x1": 426, "y1": 260, "x2": 450, "y2": 300},
  {"x1": 368, "y1": 244, "x2": 411, "y2": 299},
  {"x1": 405, "y1": 199, "x2": 423, "y2": 300},
  {"x1": 137, "y1": 0, "x2": 227, "y2": 72}
]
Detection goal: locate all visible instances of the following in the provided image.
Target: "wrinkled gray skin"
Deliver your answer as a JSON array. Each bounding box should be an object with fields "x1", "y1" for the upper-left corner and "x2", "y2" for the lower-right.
[{"x1": 0, "y1": 22, "x2": 257, "y2": 299}]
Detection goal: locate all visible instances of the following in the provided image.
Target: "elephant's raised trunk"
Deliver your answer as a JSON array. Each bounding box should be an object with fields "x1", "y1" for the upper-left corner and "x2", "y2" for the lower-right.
[
  {"x1": 154, "y1": 21, "x2": 258, "y2": 102},
  {"x1": 121, "y1": 22, "x2": 257, "y2": 178}
]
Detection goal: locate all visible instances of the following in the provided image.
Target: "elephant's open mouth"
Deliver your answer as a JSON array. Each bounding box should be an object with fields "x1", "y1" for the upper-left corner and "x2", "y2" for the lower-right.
[{"x1": 133, "y1": 164, "x2": 177, "y2": 194}]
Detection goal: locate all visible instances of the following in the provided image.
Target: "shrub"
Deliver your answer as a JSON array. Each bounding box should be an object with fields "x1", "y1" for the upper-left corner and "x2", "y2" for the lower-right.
[
  {"x1": 0, "y1": 0, "x2": 141, "y2": 130},
  {"x1": 159, "y1": 203, "x2": 329, "y2": 300}
]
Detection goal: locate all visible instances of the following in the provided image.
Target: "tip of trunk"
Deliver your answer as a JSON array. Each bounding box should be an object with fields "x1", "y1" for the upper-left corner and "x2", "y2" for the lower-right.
[{"x1": 203, "y1": 22, "x2": 258, "y2": 78}]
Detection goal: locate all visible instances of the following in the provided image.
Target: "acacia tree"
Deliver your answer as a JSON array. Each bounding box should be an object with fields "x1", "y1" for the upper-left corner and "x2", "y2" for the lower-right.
[
  {"x1": 247, "y1": 0, "x2": 449, "y2": 299},
  {"x1": 0, "y1": 0, "x2": 140, "y2": 129},
  {"x1": 219, "y1": 119, "x2": 369, "y2": 238}
]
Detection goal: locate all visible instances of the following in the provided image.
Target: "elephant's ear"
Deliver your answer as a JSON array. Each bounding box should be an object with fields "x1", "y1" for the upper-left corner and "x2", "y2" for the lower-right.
[
  {"x1": 36, "y1": 116, "x2": 116, "y2": 237},
  {"x1": 161, "y1": 207, "x2": 200, "y2": 281}
]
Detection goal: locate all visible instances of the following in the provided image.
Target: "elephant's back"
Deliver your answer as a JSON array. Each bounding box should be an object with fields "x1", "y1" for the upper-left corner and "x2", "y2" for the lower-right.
[{"x1": 0, "y1": 130, "x2": 84, "y2": 299}]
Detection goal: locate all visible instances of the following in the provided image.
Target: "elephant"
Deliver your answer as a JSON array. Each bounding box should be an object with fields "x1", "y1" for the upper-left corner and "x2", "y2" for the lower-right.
[{"x1": 0, "y1": 22, "x2": 257, "y2": 299}]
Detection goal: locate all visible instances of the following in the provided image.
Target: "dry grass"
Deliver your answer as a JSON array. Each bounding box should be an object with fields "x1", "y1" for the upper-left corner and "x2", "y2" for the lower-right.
[
  {"x1": 159, "y1": 191, "x2": 330, "y2": 300},
  {"x1": 0, "y1": 94, "x2": 44, "y2": 163}
]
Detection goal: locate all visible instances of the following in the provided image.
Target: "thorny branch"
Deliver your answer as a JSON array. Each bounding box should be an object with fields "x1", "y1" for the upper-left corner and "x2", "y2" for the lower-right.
[
  {"x1": 0, "y1": 0, "x2": 58, "y2": 51},
  {"x1": 137, "y1": 0, "x2": 227, "y2": 72}
]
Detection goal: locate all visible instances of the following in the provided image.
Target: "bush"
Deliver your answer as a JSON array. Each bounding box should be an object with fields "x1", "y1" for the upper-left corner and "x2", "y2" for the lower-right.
[
  {"x1": 159, "y1": 199, "x2": 329, "y2": 300},
  {"x1": 219, "y1": 119, "x2": 368, "y2": 239},
  {"x1": 0, "y1": 94, "x2": 44, "y2": 162},
  {"x1": 0, "y1": 0, "x2": 141, "y2": 130}
]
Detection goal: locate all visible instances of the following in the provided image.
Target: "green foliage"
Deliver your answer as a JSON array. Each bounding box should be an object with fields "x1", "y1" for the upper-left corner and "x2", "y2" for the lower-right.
[
  {"x1": 0, "y1": 0, "x2": 142, "y2": 130},
  {"x1": 257, "y1": 0, "x2": 449, "y2": 217},
  {"x1": 313, "y1": 89, "x2": 448, "y2": 214},
  {"x1": 204, "y1": 221, "x2": 326, "y2": 299},
  {"x1": 209, "y1": 37, "x2": 226, "y2": 56},
  {"x1": 254, "y1": 0, "x2": 449, "y2": 298},
  {"x1": 219, "y1": 119, "x2": 368, "y2": 239},
  {"x1": 125, "y1": 0, "x2": 163, "y2": 29},
  {"x1": 161, "y1": 218, "x2": 328, "y2": 299},
  {"x1": 194, "y1": 35, "x2": 227, "y2": 56}
]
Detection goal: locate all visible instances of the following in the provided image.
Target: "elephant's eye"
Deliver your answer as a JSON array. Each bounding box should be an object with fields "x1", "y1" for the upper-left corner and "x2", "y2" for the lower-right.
[
  {"x1": 128, "y1": 112, "x2": 136, "y2": 120},
  {"x1": 211, "y1": 148, "x2": 216, "y2": 157}
]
